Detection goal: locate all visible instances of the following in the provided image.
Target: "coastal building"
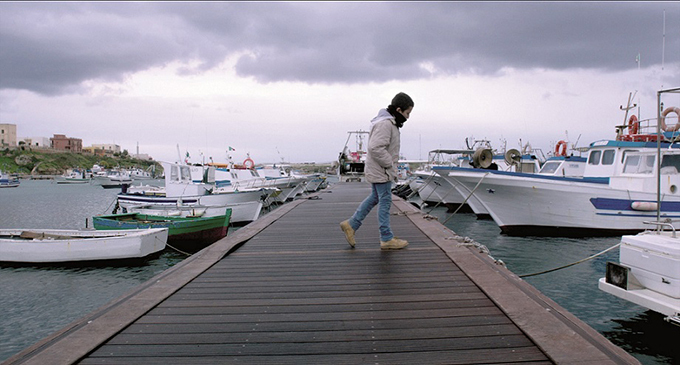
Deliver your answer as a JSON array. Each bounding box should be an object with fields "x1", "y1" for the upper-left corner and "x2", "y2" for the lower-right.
[
  {"x1": 51, "y1": 134, "x2": 82, "y2": 153},
  {"x1": 91, "y1": 143, "x2": 121, "y2": 154},
  {"x1": 0, "y1": 123, "x2": 17, "y2": 147},
  {"x1": 22, "y1": 137, "x2": 51, "y2": 148},
  {"x1": 132, "y1": 153, "x2": 153, "y2": 161},
  {"x1": 83, "y1": 146, "x2": 109, "y2": 156}
]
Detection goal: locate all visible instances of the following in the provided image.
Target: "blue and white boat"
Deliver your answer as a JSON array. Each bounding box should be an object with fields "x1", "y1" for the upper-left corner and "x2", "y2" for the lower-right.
[
  {"x1": 0, "y1": 170, "x2": 19, "y2": 188},
  {"x1": 433, "y1": 98, "x2": 680, "y2": 236},
  {"x1": 598, "y1": 87, "x2": 680, "y2": 325}
]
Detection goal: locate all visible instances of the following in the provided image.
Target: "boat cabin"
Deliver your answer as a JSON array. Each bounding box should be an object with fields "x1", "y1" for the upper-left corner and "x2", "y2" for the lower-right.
[
  {"x1": 584, "y1": 140, "x2": 680, "y2": 180},
  {"x1": 609, "y1": 149, "x2": 680, "y2": 194},
  {"x1": 162, "y1": 162, "x2": 215, "y2": 198}
]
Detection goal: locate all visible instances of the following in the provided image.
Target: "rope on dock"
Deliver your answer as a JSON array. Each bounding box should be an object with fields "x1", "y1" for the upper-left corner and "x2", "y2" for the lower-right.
[
  {"x1": 518, "y1": 242, "x2": 621, "y2": 278},
  {"x1": 447, "y1": 234, "x2": 506, "y2": 267}
]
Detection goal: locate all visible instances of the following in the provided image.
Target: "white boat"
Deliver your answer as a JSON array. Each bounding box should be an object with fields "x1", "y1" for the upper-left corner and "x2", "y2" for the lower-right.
[
  {"x1": 415, "y1": 142, "x2": 545, "y2": 216},
  {"x1": 598, "y1": 88, "x2": 680, "y2": 326},
  {"x1": 210, "y1": 161, "x2": 302, "y2": 206},
  {"x1": 126, "y1": 201, "x2": 260, "y2": 224},
  {"x1": 117, "y1": 162, "x2": 267, "y2": 225},
  {"x1": 337, "y1": 130, "x2": 369, "y2": 182},
  {"x1": 98, "y1": 169, "x2": 134, "y2": 188},
  {"x1": 0, "y1": 228, "x2": 168, "y2": 264},
  {"x1": 56, "y1": 169, "x2": 90, "y2": 184},
  {"x1": 433, "y1": 94, "x2": 680, "y2": 236},
  {"x1": 598, "y1": 229, "x2": 680, "y2": 326},
  {"x1": 0, "y1": 170, "x2": 20, "y2": 188},
  {"x1": 130, "y1": 167, "x2": 155, "y2": 180},
  {"x1": 434, "y1": 146, "x2": 680, "y2": 236},
  {"x1": 126, "y1": 203, "x2": 230, "y2": 218}
]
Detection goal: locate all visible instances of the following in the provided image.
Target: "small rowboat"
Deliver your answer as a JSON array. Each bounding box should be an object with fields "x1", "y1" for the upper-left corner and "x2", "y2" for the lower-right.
[
  {"x1": 0, "y1": 228, "x2": 168, "y2": 264},
  {"x1": 92, "y1": 210, "x2": 232, "y2": 252}
]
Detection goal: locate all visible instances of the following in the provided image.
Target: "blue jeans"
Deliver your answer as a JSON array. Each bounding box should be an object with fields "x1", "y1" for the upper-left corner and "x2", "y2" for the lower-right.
[{"x1": 349, "y1": 182, "x2": 393, "y2": 242}]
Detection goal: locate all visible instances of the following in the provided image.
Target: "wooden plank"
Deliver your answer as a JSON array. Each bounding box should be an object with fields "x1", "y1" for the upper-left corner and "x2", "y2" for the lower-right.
[
  {"x1": 80, "y1": 347, "x2": 551, "y2": 365},
  {"x1": 121, "y1": 314, "x2": 515, "y2": 334},
  {"x1": 130, "y1": 292, "x2": 491, "y2": 309},
  {"x1": 134, "y1": 306, "x2": 505, "y2": 324},
  {"x1": 107, "y1": 323, "x2": 523, "y2": 344},
  {"x1": 88, "y1": 334, "x2": 537, "y2": 356}
]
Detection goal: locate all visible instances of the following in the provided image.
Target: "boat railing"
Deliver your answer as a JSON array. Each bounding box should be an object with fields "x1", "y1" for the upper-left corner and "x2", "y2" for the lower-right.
[
  {"x1": 637, "y1": 115, "x2": 679, "y2": 138},
  {"x1": 642, "y1": 220, "x2": 677, "y2": 238}
]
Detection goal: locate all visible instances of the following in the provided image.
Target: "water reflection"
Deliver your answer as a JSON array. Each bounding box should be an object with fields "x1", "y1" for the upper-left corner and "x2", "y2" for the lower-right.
[
  {"x1": 428, "y1": 206, "x2": 678, "y2": 364},
  {"x1": 603, "y1": 311, "x2": 678, "y2": 364}
]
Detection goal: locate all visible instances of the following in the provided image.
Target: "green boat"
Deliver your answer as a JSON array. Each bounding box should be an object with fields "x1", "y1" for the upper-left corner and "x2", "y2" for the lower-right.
[{"x1": 92, "y1": 210, "x2": 231, "y2": 252}]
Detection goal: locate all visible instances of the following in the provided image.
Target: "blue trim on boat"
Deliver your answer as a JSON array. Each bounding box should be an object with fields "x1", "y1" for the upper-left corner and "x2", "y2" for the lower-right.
[
  {"x1": 588, "y1": 139, "x2": 680, "y2": 148},
  {"x1": 432, "y1": 166, "x2": 609, "y2": 184},
  {"x1": 117, "y1": 194, "x2": 199, "y2": 204},
  {"x1": 590, "y1": 197, "x2": 680, "y2": 213}
]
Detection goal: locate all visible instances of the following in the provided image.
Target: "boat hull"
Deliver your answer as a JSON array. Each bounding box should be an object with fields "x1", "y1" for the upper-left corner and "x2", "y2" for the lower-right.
[
  {"x1": 0, "y1": 228, "x2": 168, "y2": 264},
  {"x1": 411, "y1": 171, "x2": 473, "y2": 212},
  {"x1": 434, "y1": 166, "x2": 680, "y2": 236},
  {"x1": 599, "y1": 232, "x2": 680, "y2": 319},
  {"x1": 92, "y1": 211, "x2": 231, "y2": 248}
]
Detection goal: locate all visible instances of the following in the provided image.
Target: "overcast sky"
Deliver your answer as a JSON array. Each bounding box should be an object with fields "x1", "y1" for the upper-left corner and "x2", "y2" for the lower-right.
[{"x1": 1, "y1": 2, "x2": 679, "y2": 165}]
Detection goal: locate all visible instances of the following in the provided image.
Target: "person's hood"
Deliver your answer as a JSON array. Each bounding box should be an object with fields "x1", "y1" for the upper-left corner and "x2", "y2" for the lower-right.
[{"x1": 370, "y1": 108, "x2": 395, "y2": 127}]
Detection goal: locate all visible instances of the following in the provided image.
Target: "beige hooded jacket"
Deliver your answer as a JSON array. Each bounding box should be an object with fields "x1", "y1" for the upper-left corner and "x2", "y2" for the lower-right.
[{"x1": 365, "y1": 109, "x2": 400, "y2": 183}]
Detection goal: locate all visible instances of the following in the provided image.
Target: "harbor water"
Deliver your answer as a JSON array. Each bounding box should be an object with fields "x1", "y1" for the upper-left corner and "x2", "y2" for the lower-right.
[{"x1": 0, "y1": 180, "x2": 678, "y2": 364}]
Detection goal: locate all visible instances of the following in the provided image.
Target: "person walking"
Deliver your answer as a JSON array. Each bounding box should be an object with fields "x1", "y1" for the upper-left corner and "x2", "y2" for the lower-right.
[{"x1": 340, "y1": 92, "x2": 414, "y2": 250}]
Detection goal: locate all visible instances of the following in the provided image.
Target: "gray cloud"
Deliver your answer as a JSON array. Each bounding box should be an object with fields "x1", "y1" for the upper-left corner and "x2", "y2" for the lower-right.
[{"x1": 1, "y1": 2, "x2": 678, "y2": 95}]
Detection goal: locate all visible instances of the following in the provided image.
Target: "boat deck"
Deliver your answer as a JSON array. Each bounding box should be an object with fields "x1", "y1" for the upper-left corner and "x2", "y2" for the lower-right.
[{"x1": 5, "y1": 183, "x2": 638, "y2": 364}]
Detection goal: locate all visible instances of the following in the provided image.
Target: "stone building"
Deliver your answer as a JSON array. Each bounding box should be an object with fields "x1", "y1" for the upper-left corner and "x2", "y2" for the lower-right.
[
  {"x1": 0, "y1": 123, "x2": 17, "y2": 147},
  {"x1": 51, "y1": 134, "x2": 82, "y2": 152}
]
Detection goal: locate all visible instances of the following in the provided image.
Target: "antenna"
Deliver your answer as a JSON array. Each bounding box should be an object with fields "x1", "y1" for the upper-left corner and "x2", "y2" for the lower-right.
[{"x1": 661, "y1": 9, "x2": 666, "y2": 89}]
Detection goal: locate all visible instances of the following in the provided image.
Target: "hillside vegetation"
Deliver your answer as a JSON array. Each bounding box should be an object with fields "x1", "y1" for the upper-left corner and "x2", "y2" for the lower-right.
[{"x1": 0, "y1": 147, "x2": 159, "y2": 176}]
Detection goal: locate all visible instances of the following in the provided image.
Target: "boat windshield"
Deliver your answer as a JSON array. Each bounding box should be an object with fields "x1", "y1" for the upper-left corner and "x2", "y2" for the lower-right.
[
  {"x1": 660, "y1": 154, "x2": 680, "y2": 175},
  {"x1": 539, "y1": 161, "x2": 561, "y2": 174},
  {"x1": 622, "y1": 154, "x2": 655, "y2": 174}
]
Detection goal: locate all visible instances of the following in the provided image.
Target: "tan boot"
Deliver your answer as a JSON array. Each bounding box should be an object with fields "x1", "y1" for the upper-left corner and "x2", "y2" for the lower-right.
[
  {"x1": 380, "y1": 237, "x2": 408, "y2": 250},
  {"x1": 340, "y1": 220, "x2": 356, "y2": 248}
]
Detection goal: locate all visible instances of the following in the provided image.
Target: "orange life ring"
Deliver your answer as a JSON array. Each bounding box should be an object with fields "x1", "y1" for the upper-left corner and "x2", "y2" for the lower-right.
[
  {"x1": 661, "y1": 107, "x2": 680, "y2": 132},
  {"x1": 243, "y1": 158, "x2": 255, "y2": 169},
  {"x1": 555, "y1": 140, "x2": 568, "y2": 157},
  {"x1": 628, "y1": 115, "x2": 639, "y2": 135}
]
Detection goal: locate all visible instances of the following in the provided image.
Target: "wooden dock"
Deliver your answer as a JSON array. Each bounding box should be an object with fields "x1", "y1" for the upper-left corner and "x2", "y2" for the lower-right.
[{"x1": 5, "y1": 183, "x2": 639, "y2": 364}]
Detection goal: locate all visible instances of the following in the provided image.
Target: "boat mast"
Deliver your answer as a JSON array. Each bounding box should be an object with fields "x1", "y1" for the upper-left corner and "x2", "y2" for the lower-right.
[{"x1": 656, "y1": 87, "x2": 680, "y2": 225}]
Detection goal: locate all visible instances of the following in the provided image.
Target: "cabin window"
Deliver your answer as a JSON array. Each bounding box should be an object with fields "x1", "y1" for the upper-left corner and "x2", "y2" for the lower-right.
[
  {"x1": 171, "y1": 166, "x2": 179, "y2": 181},
  {"x1": 623, "y1": 155, "x2": 640, "y2": 173},
  {"x1": 180, "y1": 166, "x2": 191, "y2": 181},
  {"x1": 621, "y1": 149, "x2": 638, "y2": 164},
  {"x1": 539, "y1": 161, "x2": 561, "y2": 174},
  {"x1": 601, "y1": 150, "x2": 615, "y2": 165},
  {"x1": 623, "y1": 155, "x2": 655, "y2": 174},
  {"x1": 661, "y1": 155, "x2": 680, "y2": 174},
  {"x1": 588, "y1": 150, "x2": 601, "y2": 165},
  {"x1": 641, "y1": 156, "x2": 655, "y2": 174}
]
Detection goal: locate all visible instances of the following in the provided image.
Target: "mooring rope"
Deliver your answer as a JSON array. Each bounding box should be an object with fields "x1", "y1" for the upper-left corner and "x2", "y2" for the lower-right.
[
  {"x1": 165, "y1": 241, "x2": 192, "y2": 256},
  {"x1": 103, "y1": 197, "x2": 117, "y2": 215},
  {"x1": 442, "y1": 172, "x2": 489, "y2": 225},
  {"x1": 518, "y1": 242, "x2": 621, "y2": 278}
]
